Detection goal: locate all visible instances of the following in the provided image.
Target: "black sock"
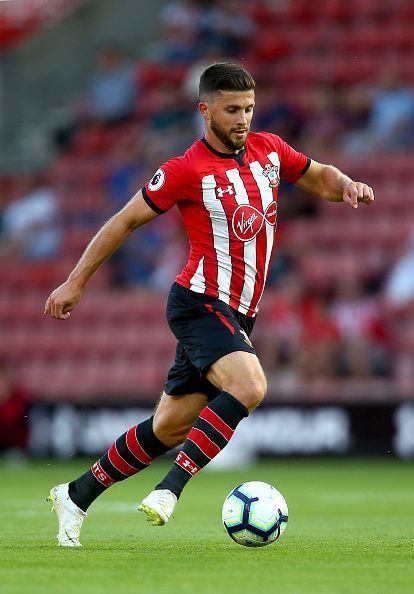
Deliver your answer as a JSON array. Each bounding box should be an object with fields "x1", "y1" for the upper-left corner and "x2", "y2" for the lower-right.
[
  {"x1": 69, "y1": 416, "x2": 169, "y2": 511},
  {"x1": 156, "y1": 392, "x2": 248, "y2": 498}
]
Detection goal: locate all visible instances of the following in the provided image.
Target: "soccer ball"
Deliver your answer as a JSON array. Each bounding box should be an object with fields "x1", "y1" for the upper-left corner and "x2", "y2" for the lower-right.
[{"x1": 222, "y1": 481, "x2": 288, "y2": 547}]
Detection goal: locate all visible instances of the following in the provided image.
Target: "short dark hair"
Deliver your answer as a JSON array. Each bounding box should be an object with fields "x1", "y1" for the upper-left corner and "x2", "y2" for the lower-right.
[{"x1": 199, "y1": 62, "x2": 255, "y2": 100}]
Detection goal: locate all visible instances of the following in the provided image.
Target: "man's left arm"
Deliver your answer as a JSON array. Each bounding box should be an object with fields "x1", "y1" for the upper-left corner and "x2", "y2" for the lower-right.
[{"x1": 295, "y1": 160, "x2": 375, "y2": 209}]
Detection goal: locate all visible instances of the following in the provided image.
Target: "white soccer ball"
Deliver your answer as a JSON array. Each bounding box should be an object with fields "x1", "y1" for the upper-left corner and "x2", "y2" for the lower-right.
[{"x1": 222, "y1": 481, "x2": 288, "y2": 547}]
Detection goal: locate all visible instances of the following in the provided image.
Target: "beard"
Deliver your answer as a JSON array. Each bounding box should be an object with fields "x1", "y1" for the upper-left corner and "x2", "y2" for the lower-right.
[{"x1": 210, "y1": 118, "x2": 248, "y2": 152}]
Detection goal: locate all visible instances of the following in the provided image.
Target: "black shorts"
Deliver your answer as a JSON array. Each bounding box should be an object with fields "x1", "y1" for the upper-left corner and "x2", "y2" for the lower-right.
[{"x1": 164, "y1": 282, "x2": 256, "y2": 401}]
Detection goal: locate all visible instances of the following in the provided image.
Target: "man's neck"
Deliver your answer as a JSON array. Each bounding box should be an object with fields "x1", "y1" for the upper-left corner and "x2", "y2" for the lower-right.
[{"x1": 204, "y1": 130, "x2": 243, "y2": 155}]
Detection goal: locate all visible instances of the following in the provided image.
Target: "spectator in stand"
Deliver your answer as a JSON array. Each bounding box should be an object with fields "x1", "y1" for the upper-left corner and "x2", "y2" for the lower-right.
[
  {"x1": 109, "y1": 221, "x2": 167, "y2": 287},
  {"x1": 160, "y1": 0, "x2": 201, "y2": 63},
  {"x1": 160, "y1": 0, "x2": 202, "y2": 35},
  {"x1": 0, "y1": 360, "x2": 30, "y2": 456},
  {"x1": 160, "y1": 0, "x2": 255, "y2": 62},
  {"x1": 341, "y1": 85, "x2": 371, "y2": 132},
  {"x1": 368, "y1": 68, "x2": 414, "y2": 151},
  {"x1": 330, "y1": 277, "x2": 389, "y2": 378},
  {"x1": 343, "y1": 68, "x2": 414, "y2": 154},
  {"x1": 254, "y1": 84, "x2": 302, "y2": 143},
  {"x1": 384, "y1": 229, "x2": 414, "y2": 309},
  {"x1": 148, "y1": 216, "x2": 187, "y2": 292},
  {"x1": 391, "y1": 311, "x2": 414, "y2": 396},
  {"x1": 297, "y1": 294, "x2": 339, "y2": 381},
  {"x1": 148, "y1": 82, "x2": 191, "y2": 132},
  {"x1": 199, "y1": 0, "x2": 255, "y2": 56},
  {"x1": 260, "y1": 277, "x2": 339, "y2": 382},
  {"x1": 259, "y1": 274, "x2": 304, "y2": 375},
  {"x1": 383, "y1": 229, "x2": 414, "y2": 392},
  {"x1": 382, "y1": 230, "x2": 414, "y2": 392},
  {"x1": 106, "y1": 126, "x2": 147, "y2": 211},
  {"x1": 55, "y1": 44, "x2": 138, "y2": 151},
  {"x1": 0, "y1": 171, "x2": 62, "y2": 261},
  {"x1": 105, "y1": 130, "x2": 173, "y2": 287},
  {"x1": 299, "y1": 84, "x2": 349, "y2": 154},
  {"x1": 85, "y1": 44, "x2": 138, "y2": 125}
]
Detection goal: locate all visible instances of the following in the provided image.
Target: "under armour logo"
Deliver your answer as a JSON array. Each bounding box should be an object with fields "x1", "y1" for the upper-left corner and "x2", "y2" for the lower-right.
[{"x1": 217, "y1": 185, "x2": 234, "y2": 198}]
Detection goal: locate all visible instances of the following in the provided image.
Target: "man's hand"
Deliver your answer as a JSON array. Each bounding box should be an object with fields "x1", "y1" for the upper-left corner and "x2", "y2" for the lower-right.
[
  {"x1": 343, "y1": 181, "x2": 375, "y2": 209},
  {"x1": 44, "y1": 280, "x2": 82, "y2": 320}
]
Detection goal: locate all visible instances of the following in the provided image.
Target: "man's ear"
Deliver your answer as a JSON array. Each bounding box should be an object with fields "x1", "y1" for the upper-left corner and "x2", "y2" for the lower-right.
[{"x1": 199, "y1": 101, "x2": 210, "y2": 121}]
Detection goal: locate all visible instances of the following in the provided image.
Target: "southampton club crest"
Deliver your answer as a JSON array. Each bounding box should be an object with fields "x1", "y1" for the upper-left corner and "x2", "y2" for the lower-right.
[{"x1": 263, "y1": 163, "x2": 280, "y2": 188}]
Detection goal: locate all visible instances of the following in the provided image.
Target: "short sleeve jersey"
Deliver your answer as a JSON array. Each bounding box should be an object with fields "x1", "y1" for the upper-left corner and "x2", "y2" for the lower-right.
[{"x1": 142, "y1": 131, "x2": 310, "y2": 317}]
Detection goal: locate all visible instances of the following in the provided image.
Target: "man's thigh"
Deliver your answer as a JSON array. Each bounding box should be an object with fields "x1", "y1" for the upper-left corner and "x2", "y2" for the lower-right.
[{"x1": 206, "y1": 349, "x2": 263, "y2": 383}]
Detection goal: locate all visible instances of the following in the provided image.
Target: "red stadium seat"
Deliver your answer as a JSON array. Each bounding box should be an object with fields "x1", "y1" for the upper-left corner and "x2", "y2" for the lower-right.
[
  {"x1": 5, "y1": 0, "x2": 414, "y2": 405},
  {"x1": 139, "y1": 63, "x2": 188, "y2": 91}
]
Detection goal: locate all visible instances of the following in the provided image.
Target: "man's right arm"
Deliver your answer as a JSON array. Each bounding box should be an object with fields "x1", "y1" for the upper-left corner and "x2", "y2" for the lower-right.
[{"x1": 44, "y1": 190, "x2": 159, "y2": 320}]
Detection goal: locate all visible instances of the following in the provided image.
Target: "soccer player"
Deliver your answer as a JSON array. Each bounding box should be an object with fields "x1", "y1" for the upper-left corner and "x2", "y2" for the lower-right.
[{"x1": 44, "y1": 63, "x2": 374, "y2": 546}]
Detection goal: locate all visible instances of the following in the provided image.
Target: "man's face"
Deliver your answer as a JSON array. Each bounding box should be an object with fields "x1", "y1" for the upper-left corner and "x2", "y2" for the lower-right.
[{"x1": 200, "y1": 90, "x2": 255, "y2": 152}]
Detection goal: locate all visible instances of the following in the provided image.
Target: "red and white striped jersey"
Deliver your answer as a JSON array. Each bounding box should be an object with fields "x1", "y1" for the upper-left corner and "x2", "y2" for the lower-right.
[{"x1": 142, "y1": 132, "x2": 310, "y2": 317}]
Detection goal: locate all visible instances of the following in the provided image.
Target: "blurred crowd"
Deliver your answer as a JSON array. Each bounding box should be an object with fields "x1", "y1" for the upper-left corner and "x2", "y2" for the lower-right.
[
  {"x1": 1, "y1": 0, "x2": 414, "y2": 402},
  {"x1": 0, "y1": 359, "x2": 29, "y2": 456}
]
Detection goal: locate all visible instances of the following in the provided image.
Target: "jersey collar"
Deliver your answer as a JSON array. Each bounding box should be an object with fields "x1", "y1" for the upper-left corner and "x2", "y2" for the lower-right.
[{"x1": 201, "y1": 137, "x2": 246, "y2": 167}]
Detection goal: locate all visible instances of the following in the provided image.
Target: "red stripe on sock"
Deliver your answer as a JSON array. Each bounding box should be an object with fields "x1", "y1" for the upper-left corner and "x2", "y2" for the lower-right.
[
  {"x1": 187, "y1": 427, "x2": 221, "y2": 459},
  {"x1": 108, "y1": 443, "x2": 139, "y2": 476},
  {"x1": 199, "y1": 407, "x2": 234, "y2": 441},
  {"x1": 175, "y1": 451, "x2": 200, "y2": 476},
  {"x1": 91, "y1": 461, "x2": 115, "y2": 488},
  {"x1": 126, "y1": 426, "x2": 152, "y2": 466}
]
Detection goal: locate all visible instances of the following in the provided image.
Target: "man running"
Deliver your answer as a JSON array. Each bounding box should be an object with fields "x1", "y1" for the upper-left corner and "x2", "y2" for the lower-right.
[{"x1": 44, "y1": 63, "x2": 374, "y2": 546}]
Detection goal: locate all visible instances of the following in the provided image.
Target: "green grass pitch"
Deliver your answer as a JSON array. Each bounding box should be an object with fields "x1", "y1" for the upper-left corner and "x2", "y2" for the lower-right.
[{"x1": 1, "y1": 457, "x2": 413, "y2": 594}]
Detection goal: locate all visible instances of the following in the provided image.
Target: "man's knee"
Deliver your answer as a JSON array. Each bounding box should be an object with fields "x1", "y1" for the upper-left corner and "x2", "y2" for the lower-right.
[
  {"x1": 226, "y1": 374, "x2": 267, "y2": 411},
  {"x1": 207, "y1": 352, "x2": 268, "y2": 412}
]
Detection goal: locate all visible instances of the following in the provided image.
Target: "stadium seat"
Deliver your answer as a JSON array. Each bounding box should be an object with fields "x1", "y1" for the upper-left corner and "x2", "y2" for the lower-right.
[{"x1": 4, "y1": 0, "x2": 414, "y2": 405}]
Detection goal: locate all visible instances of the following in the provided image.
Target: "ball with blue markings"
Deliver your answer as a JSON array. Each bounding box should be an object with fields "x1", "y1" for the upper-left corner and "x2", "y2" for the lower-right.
[{"x1": 222, "y1": 481, "x2": 288, "y2": 547}]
